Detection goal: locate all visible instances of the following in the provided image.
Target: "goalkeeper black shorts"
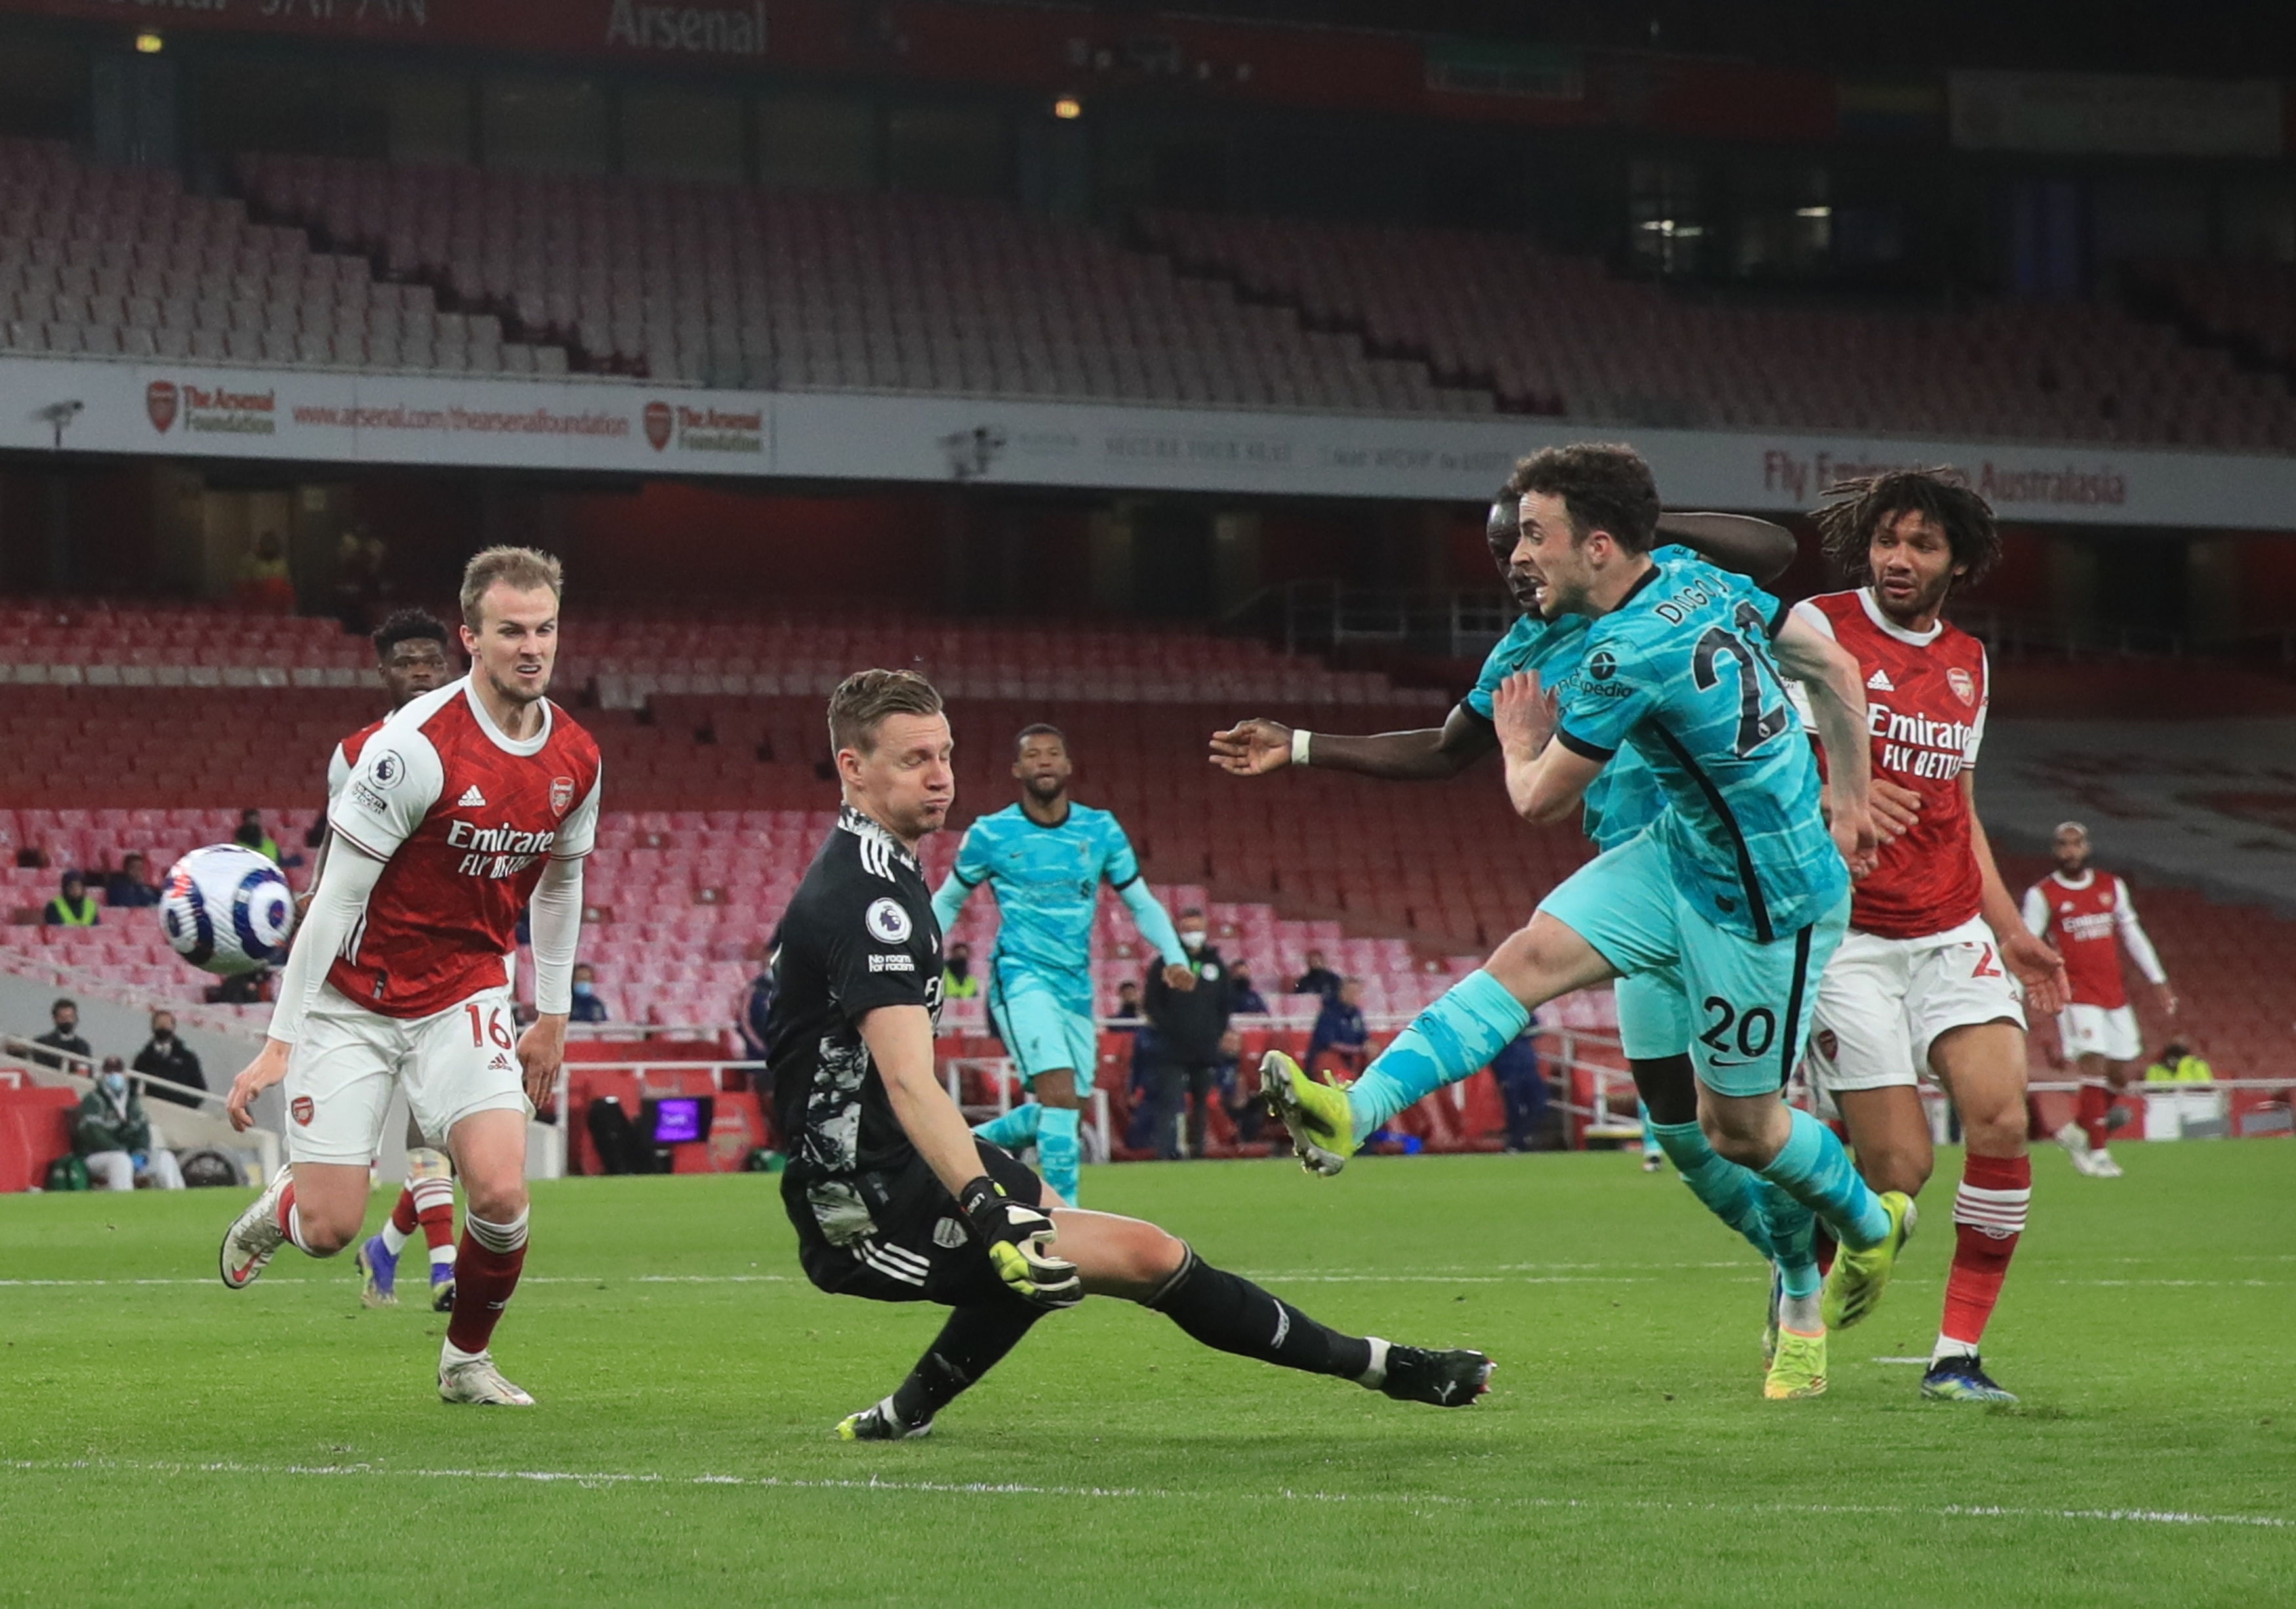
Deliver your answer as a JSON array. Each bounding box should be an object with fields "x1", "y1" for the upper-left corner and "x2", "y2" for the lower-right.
[{"x1": 786, "y1": 1138, "x2": 1044, "y2": 1308}]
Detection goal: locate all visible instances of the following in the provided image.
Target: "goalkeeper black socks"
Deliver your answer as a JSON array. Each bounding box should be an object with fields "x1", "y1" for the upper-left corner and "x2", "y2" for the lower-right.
[
  {"x1": 1147, "y1": 1249, "x2": 1374, "y2": 1381},
  {"x1": 890, "y1": 1301, "x2": 1044, "y2": 1424}
]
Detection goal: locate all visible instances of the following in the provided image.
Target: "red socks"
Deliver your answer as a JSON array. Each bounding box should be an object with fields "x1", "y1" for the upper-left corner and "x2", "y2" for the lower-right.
[
  {"x1": 411, "y1": 1178, "x2": 457, "y2": 1255},
  {"x1": 2077, "y1": 1083, "x2": 2113, "y2": 1151},
  {"x1": 445, "y1": 1211, "x2": 529, "y2": 1356},
  {"x1": 389, "y1": 1187, "x2": 419, "y2": 1238},
  {"x1": 1939, "y1": 1152, "x2": 2030, "y2": 1352}
]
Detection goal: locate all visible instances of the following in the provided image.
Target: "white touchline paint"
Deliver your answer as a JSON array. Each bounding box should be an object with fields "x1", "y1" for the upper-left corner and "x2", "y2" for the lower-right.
[
  {"x1": 1871, "y1": 1357, "x2": 1933, "y2": 1365},
  {"x1": 1, "y1": 1458, "x2": 2285, "y2": 1531}
]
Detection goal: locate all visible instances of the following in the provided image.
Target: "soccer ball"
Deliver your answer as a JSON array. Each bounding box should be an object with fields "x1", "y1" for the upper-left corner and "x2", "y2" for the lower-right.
[{"x1": 160, "y1": 845, "x2": 295, "y2": 975}]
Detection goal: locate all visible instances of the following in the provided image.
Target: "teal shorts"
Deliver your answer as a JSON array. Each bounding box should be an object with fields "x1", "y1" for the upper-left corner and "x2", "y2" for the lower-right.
[
  {"x1": 1540, "y1": 831, "x2": 1847, "y2": 1098},
  {"x1": 1612, "y1": 970, "x2": 1689, "y2": 1062},
  {"x1": 987, "y1": 968, "x2": 1099, "y2": 1093}
]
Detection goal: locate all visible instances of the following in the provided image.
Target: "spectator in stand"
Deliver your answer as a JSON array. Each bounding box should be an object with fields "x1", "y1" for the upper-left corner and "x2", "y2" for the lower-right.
[
  {"x1": 74, "y1": 1056, "x2": 185, "y2": 1190},
  {"x1": 1306, "y1": 978, "x2": 1371, "y2": 1082},
  {"x1": 206, "y1": 966, "x2": 272, "y2": 1007},
  {"x1": 1229, "y1": 963, "x2": 1270, "y2": 1016},
  {"x1": 1143, "y1": 908, "x2": 1238, "y2": 1160},
  {"x1": 2143, "y1": 1039, "x2": 2213, "y2": 1085},
  {"x1": 941, "y1": 940, "x2": 980, "y2": 1001},
  {"x1": 1490, "y1": 1026, "x2": 1548, "y2": 1152},
  {"x1": 43, "y1": 871, "x2": 99, "y2": 928},
  {"x1": 31, "y1": 997, "x2": 92, "y2": 1070},
  {"x1": 1111, "y1": 978, "x2": 1143, "y2": 1024},
  {"x1": 569, "y1": 963, "x2": 611, "y2": 1024},
  {"x1": 237, "y1": 529, "x2": 295, "y2": 614},
  {"x1": 737, "y1": 967, "x2": 776, "y2": 1066},
  {"x1": 104, "y1": 851, "x2": 161, "y2": 909},
  {"x1": 132, "y1": 1009, "x2": 206, "y2": 1110},
  {"x1": 1216, "y1": 1027, "x2": 1265, "y2": 1146},
  {"x1": 1292, "y1": 949, "x2": 1342, "y2": 1000},
  {"x1": 234, "y1": 808, "x2": 282, "y2": 865}
]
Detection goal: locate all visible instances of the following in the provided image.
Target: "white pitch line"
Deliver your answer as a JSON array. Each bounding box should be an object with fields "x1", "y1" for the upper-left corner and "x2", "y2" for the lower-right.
[{"x1": 2, "y1": 1457, "x2": 2285, "y2": 1532}]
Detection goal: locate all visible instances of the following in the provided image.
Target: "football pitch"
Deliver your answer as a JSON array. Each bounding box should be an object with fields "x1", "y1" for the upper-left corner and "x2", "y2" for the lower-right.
[{"x1": 3, "y1": 1144, "x2": 2289, "y2": 1608}]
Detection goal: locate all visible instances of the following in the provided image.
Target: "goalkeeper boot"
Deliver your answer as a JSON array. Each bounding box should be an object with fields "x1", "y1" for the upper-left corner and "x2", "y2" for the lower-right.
[
  {"x1": 1820, "y1": 1191, "x2": 1917, "y2": 1331},
  {"x1": 430, "y1": 1262, "x2": 457, "y2": 1312},
  {"x1": 837, "y1": 1395, "x2": 934, "y2": 1442},
  {"x1": 1374, "y1": 1343, "x2": 1494, "y2": 1408},
  {"x1": 1920, "y1": 1354, "x2": 2018, "y2": 1404},
  {"x1": 438, "y1": 1351, "x2": 534, "y2": 1407},
  {"x1": 355, "y1": 1234, "x2": 400, "y2": 1308},
  {"x1": 218, "y1": 1167, "x2": 293, "y2": 1291},
  {"x1": 1763, "y1": 1326, "x2": 1828, "y2": 1400},
  {"x1": 1261, "y1": 1051, "x2": 1358, "y2": 1177}
]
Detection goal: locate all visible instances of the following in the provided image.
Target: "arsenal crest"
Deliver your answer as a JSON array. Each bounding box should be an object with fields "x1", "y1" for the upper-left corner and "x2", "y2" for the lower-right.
[
  {"x1": 550, "y1": 776, "x2": 576, "y2": 816},
  {"x1": 146, "y1": 379, "x2": 178, "y2": 433},
  {"x1": 291, "y1": 1096, "x2": 314, "y2": 1126},
  {"x1": 1946, "y1": 667, "x2": 1977, "y2": 707},
  {"x1": 643, "y1": 400, "x2": 673, "y2": 451}
]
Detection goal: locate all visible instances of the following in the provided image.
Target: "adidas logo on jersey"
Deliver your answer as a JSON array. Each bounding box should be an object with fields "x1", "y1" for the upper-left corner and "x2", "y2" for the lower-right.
[
  {"x1": 457, "y1": 785, "x2": 487, "y2": 807},
  {"x1": 1866, "y1": 669, "x2": 1896, "y2": 692},
  {"x1": 487, "y1": 1052, "x2": 515, "y2": 1072}
]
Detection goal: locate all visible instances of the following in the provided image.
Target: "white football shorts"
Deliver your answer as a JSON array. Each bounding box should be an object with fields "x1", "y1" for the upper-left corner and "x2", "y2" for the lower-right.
[
  {"x1": 284, "y1": 982, "x2": 528, "y2": 1164},
  {"x1": 1804, "y1": 916, "x2": 2026, "y2": 1095},
  {"x1": 2057, "y1": 1002, "x2": 2142, "y2": 1064}
]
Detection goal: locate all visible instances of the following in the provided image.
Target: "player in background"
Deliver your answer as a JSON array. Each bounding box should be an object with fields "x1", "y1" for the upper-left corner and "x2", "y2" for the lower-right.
[
  {"x1": 2024, "y1": 822, "x2": 2175, "y2": 1178},
  {"x1": 1258, "y1": 444, "x2": 1916, "y2": 1398},
  {"x1": 775, "y1": 670, "x2": 1490, "y2": 1443},
  {"x1": 930, "y1": 725, "x2": 1193, "y2": 1205},
  {"x1": 1792, "y1": 470, "x2": 2068, "y2": 1404},
  {"x1": 309, "y1": 609, "x2": 466, "y2": 1314},
  {"x1": 218, "y1": 547, "x2": 602, "y2": 1407}
]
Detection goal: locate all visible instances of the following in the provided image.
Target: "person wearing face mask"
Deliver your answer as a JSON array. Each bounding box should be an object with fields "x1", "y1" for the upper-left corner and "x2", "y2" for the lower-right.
[
  {"x1": 1142, "y1": 909, "x2": 1239, "y2": 1161},
  {"x1": 569, "y1": 963, "x2": 611, "y2": 1024},
  {"x1": 31, "y1": 997, "x2": 92, "y2": 1072},
  {"x1": 74, "y1": 1056, "x2": 186, "y2": 1190},
  {"x1": 133, "y1": 1009, "x2": 208, "y2": 1110}
]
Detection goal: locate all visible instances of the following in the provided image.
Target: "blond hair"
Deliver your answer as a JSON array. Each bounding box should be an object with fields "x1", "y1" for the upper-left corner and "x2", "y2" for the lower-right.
[
  {"x1": 459, "y1": 545, "x2": 564, "y2": 630},
  {"x1": 828, "y1": 668, "x2": 943, "y2": 757}
]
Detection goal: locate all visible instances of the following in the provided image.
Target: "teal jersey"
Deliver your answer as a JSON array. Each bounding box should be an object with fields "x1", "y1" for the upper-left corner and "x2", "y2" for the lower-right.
[
  {"x1": 1551, "y1": 555, "x2": 1846, "y2": 942},
  {"x1": 946, "y1": 803, "x2": 1145, "y2": 1003},
  {"x1": 1466, "y1": 546, "x2": 1704, "y2": 854}
]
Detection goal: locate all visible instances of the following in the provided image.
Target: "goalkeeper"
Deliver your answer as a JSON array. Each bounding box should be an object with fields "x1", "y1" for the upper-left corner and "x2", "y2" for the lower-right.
[{"x1": 771, "y1": 669, "x2": 1494, "y2": 1440}]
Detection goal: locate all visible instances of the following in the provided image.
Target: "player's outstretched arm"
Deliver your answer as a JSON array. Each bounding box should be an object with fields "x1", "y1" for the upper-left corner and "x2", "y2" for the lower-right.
[
  {"x1": 1967, "y1": 776, "x2": 2066, "y2": 1017},
  {"x1": 861, "y1": 1004, "x2": 1080, "y2": 1307},
  {"x1": 2112, "y1": 880, "x2": 2176, "y2": 1014},
  {"x1": 1115, "y1": 879, "x2": 1196, "y2": 991},
  {"x1": 1656, "y1": 512, "x2": 1798, "y2": 585},
  {"x1": 1210, "y1": 704, "x2": 1499, "y2": 782},
  {"x1": 226, "y1": 841, "x2": 388, "y2": 1130},
  {"x1": 928, "y1": 870, "x2": 972, "y2": 935},
  {"x1": 1771, "y1": 614, "x2": 1877, "y2": 871}
]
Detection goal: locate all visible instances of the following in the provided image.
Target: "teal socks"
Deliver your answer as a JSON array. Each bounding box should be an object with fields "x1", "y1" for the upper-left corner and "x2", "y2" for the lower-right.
[
  {"x1": 1757, "y1": 1106, "x2": 1890, "y2": 1251},
  {"x1": 973, "y1": 1100, "x2": 1044, "y2": 1152},
  {"x1": 1035, "y1": 1105, "x2": 1082, "y2": 1204},
  {"x1": 1347, "y1": 970, "x2": 1530, "y2": 1144},
  {"x1": 1650, "y1": 1120, "x2": 1774, "y2": 1261},
  {"x1": 1765, "y1": 1181, "x2": 1820, "y2": 1297}
]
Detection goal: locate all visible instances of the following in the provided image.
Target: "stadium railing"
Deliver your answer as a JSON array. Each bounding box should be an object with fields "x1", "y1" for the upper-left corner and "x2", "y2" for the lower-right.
[{"x1": 0, "y1": 1030, "x2": 280, "y2": 1184}]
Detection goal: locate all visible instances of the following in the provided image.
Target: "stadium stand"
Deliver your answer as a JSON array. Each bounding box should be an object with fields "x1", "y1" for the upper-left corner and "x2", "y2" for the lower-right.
[
  {"x1": 1139, "y1": 210, "x2": 2296, "y2": 451},
  {"x1": 2143, "y1": 259, "x2": 2296, "y2": 377},
  {"x1": 0, "y1": 139, "x2": 573, "y2": 378}
]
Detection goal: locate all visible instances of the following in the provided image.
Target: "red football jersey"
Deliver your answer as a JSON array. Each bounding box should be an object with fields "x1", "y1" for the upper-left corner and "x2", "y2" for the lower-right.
[
  {"x1": 327, "y1": 679, "x2": 602, "y2": 1018},
  {"x1": 2023, "y1": 871, "x2": 2138, "y2": 1009},
  {"x1": 1792, "y1": 589, "x2": 1988, "y2": 940},
  {"x1": 327, "y1": 716, "x2": 388, "y2": 803}
]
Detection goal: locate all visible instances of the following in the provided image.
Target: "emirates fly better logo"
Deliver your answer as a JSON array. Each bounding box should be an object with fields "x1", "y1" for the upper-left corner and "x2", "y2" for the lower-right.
[{"x1": 146, "y1": 380, "x2": 178, "y2": 433}]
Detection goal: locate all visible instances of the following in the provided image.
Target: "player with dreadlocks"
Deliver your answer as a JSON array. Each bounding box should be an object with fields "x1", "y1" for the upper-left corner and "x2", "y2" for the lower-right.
[{"x1": 1788, "y1": 469, "x2": 2067, "y2": 1402}]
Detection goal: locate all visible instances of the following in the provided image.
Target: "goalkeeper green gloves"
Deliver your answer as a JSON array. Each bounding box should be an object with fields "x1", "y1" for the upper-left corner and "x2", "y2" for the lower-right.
[{"x1": 957, "y1": 1175, "x2": 1082, "y2": 1309}]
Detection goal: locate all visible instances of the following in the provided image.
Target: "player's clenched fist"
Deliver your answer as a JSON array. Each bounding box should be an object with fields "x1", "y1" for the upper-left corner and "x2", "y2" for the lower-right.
[
  {"x1": 1208, "y1": 718, "x2": 1292, "y2": 776},
  {"x1": 958, "y1": 1176, "x2": 1082, "y2": 1308}
]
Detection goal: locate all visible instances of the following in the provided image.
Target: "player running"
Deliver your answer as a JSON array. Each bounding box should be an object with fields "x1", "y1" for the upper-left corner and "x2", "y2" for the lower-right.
[
  {"x1": 218, "y1": 547, "x2": 602, "y2": 1408},
  {"x1": 1259, "y1": 444, "x2": 1917, "y2": 1395},
  {"x1": 1792, "y1": 470, "x2": 2069, "y2": 1404},
  {"x1": 1210, "y1": 493, "x2": 1853, "y2": 1393},
  {"x1": 930, "y1": 724, "x2": 1193, "y2": 1205},
  {"x1": 775, "y1": 669, "x2": 1492, "y2": 1441},
  {"x1": 2024, "y1": 822, "x2": 2175, "y2": 1178},
  {"x1": 307, "y1": 608, "x2": 466, "y2": 1314}
]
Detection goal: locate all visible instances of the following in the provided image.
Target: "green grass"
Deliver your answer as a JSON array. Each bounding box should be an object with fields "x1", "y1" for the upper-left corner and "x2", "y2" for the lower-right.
[{"x1": 3, "y1": 1144, "x2": 2291, "y2": 1607}]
